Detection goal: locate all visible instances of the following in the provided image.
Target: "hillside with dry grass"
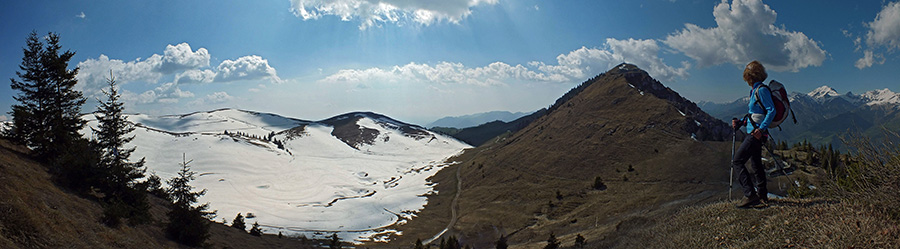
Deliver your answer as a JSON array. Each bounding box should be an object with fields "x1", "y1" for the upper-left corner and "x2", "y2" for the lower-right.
[
  {"x1": 387, "y1": 64, "x2": 735, "y2": 248},
  {"x1": 0, "y1": 138, "x2": 323, "y2": 248},
  {"x1": 385, "y1": 64, "x2": 900, "y2": 249}
]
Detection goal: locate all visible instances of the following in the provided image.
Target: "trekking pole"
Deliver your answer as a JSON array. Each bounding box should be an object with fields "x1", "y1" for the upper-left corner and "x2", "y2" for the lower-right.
[
  {"x1": 729, "y1": 118, "x2": 738, "y2": 201},
  {"x1": 764, "y1": 133, "x2": 796, "y2": 187}
]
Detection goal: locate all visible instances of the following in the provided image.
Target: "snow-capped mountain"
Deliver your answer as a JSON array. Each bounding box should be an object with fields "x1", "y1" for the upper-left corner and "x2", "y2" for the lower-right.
[
  {"x1": 805, "y1": 85, "x2": 900, "y2": 107},
  {"x1": 80, "y1": 108, "x2": 470, "y2": 243},
  {"x1": 806, "y1": 85, "x2": 842, "y2": 102},
  {"x1": 857, "y1": 88, "x2": 900, "y2": 106},
  {"x1": 700, "y1": 85, "x2": 900, "y2": 150}
]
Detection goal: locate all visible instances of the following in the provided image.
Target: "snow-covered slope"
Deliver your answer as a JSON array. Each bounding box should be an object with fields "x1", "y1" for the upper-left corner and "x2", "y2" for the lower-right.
[{"x1": 81, "y1": 108, "x2": 470, "y2": 243}]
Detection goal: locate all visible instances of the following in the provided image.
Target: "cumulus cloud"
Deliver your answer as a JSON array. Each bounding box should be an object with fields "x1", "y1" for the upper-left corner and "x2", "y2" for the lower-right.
[
  {"x1": 214, "y1": 55, "x2": 281, "y2": 83},
  {"x1": 856, "y1": 1, "x2": 900, "y2": 69},
  {"x1": 157, "y1": 43, "x2": 210, "y2": 74},
  {"x1": 855, "y1": 50, "x2": 885, "y2": 69},
  {"x1": 0, "y1": 115, "x2": 8, "y2": 122},
  {"x1": 322, "y1": 38, "x2": 689, "y2": 87},
  {"x1": 121, "y1": 82, "x2": 195, "y2": 104},
  {"x1": 76, "y1": 54, "x2": 165, "y2": 99},
  {"x1": 76, "y1": 12, "x2": 85, "y2": 19},
  {"x1": 289, "y1": 0, "x2": 498, "y2": 30},
  {"x1": 77, "y1": 43, "x2": 209, "y2": 98},
  {"x1": 189, "y1": 92, "x2": 235, "y2": 106},
  {"x1": 663, "y1": 0, "x2": 826, "y2": 72},
  {"x1": 534, "y1": 38, "x2": 689, "y2": 82},
  {"x1": 77, "y1": 43, "x2": 280, "y2": 105}
]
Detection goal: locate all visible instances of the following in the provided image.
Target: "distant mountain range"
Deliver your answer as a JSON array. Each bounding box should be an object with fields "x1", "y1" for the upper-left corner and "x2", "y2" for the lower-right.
[
  {"x1": 699, "y1": 85, "x2": 900, "y2": 150},
  {"x1": 427, "y1": 111, "x2": 532, "y2": 129}
]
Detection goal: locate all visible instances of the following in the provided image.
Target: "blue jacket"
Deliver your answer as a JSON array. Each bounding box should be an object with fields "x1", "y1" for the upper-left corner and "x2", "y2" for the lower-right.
[{"x1": 747, "y1": 82, "x2": 776, "y2": 133}]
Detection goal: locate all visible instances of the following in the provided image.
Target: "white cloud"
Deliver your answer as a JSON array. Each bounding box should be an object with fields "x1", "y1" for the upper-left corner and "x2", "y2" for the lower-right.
[
  {"x1": 77, "y1": 42, "x2": 209, "y2": 98},
  {"x1": 322, "y1": 61, "x2": 561, "y2": 87},
  {"x1": 76, "y1": 12, "x2": 85, "y2": 19},
  {"x1": 535, "y1": 38, "x2": 689, "y2": 82},
  {"x1": 855, "y1": 50, "x2": 885, "y2": 69},
  {"x1": 322, "y1": 38, "x2": 689, "y2": 87},
  {"x1": 0, "y1": 115, "x2": 8, "y2": 122},
  {"x1": 663, "y1": 0, "x2": 826, "y2": 72},
  {"x1": 158, "y1": 43, "x2": 210, "y2": 74},
  {"x1": 289, "y1": 0, "x2": 498, "y2": 30},
  {"x1": 190, "y1": 92, "x2": 235, "y2": 106},
  {"x1": 122, "y1": 82, "x2": 195, "y2": 104},
  {"x1": 76, "y1": 54, "x2": 164, "y2": 99},
  {"x1": 214, "y1": 55, "x2": 281, "y2": 83},
  {"x1": 175, "y1": 69, "x2": 216, "y2": 84},
  {"x1": 78, "y1": 43, "x2": 280, "y2": 107},
  {"x1": 856, "y1": 1, "x2": 900, "y2": 69}
]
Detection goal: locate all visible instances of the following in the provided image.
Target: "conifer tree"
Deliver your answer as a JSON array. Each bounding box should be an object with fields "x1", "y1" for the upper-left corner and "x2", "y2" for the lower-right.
[
  {"x1": 95, "y1": 73, "x2": 149, "y2": 226},
  {"x1": 543, "y1": 233, "x2": 559, "y2": 249},
  {"x1": 574, "y1": 234, "x2": 586, "y2": 248},
  {"x1": 232, "y1": 213, "x2": 246, "y2": 231},
  {"x1": 249, "y1": 221, "x2": 262, "y2": 236},
  {"x1": 9, "y1": 31, "x2": 86, "y2": 161},
  {"x1": 496, "y1": 235, "x2": 508, "y2": 249},
  {"x1": 165, "y1": 154, "x2": 215, "y2": 247},
  {"x1": 414, "y1": 238, "x2": 425, "y2": 249},
  {"x1": 329, "y1": 233, "x2": 341, "y2": 249}
]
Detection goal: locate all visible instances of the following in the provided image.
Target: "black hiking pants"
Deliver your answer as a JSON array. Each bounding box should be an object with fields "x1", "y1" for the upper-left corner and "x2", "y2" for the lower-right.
[{"x1": 733, "y1": 134, "x2": 768, "y2": 198}]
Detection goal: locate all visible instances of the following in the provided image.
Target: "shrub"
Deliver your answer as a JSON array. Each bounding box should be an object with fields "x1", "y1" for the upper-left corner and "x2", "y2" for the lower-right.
[
  {"x1": 592, "y1": 176, "x2": 607, "y2": 190},
  {"x1": 832, "y1": 130, "x2": 900, "y2": 219}
]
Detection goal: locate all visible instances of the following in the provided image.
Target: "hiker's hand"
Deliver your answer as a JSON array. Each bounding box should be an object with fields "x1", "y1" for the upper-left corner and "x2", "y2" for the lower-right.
[
  {"x1": 731, "y1": 118, "x2": 740, "y2": 130},
  {"x1": 751, "y1": 129, "x2": 763, "y2": 140}
]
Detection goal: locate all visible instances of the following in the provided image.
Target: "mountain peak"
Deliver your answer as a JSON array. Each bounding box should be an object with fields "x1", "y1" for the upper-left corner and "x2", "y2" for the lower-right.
[
  {"x1": 808, "y1": 85, "x2": 841, "y2": 99},
  {"x1": 861, "y1": 88, "x2": 900, "y2": 106}
]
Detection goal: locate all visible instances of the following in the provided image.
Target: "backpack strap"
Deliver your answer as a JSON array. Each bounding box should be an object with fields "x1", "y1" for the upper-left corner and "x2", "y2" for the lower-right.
[{"x1": 753, "y1": 84, "x2": 770, "y2": 115}]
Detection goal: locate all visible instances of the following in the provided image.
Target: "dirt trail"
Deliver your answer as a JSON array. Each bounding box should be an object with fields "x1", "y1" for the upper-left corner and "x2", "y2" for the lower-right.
[{"x1": 424, "y1": 164, "x2": 462, "y2": 244}]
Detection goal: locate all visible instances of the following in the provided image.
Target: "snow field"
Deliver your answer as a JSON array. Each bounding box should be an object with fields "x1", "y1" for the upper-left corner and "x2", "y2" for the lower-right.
[{"x1": 82, "y1": 109, "x2": 470, "y2": 243}]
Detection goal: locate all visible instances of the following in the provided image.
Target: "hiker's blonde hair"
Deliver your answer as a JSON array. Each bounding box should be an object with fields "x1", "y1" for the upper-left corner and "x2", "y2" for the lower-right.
[{"x1": 743, "y1": 60, "x2": 767, "y2": 85}]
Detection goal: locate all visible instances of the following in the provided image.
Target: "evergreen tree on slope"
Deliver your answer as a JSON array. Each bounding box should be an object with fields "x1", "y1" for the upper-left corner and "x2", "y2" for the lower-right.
[
  {"x1": 166, "y1": 154, "x2": 215, "y2": 247},
  {"x1": 9, "y1": 31, "x2": 85, "y2": 161},
  {"x1": 94, "y1": 73, "x2": 150, "y2": 226}
]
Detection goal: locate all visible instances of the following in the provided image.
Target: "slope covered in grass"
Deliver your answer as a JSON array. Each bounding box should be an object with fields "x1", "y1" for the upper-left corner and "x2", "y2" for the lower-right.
[{"x1": 620, "y1": 198, "x2": 899, "y2": 248}]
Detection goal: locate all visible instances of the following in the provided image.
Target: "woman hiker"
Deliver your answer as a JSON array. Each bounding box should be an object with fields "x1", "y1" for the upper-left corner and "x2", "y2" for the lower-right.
[{"x1": 731, "y1": 60, "x2": 776, "y2": 208}]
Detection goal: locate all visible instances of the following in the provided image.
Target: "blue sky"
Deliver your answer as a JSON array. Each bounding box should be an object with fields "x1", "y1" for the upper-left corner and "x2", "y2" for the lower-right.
[{"x1": 2, "y1": 0, "x2": 899, "y2": 125}]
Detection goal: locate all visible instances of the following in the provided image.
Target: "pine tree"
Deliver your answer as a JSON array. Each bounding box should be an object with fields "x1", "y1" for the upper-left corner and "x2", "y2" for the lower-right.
[
  {"x1": 165, "y1": 154, "x2": 215, "y2": 247},
  {"x1": 249, "y1": 221, "x2": 262, "y2": 236},
  {"x1": 232, "y1": 213, "x2": 246, "y2": 231},
  {"x1": 544, "y1": 233, "x2": 559, "y2": 249},
  {"x1": 441, "y1": 236, "x2": 460, "y2": 249},
  {"x1": 95, "y1": 73, "x2": 149, "y2": 226},
  {"x1": 574, "y1": 234, "x2": 586, "y2": 248},
  {"x1": 496, "y1": 235, "x2": 508, "y2": 249},
  {"x1": 9, "y1": 31, "x2": 86, "y2": 161},
  {"x1": 329, "y1": 233, "x2": 341, "y2": 249},
  {"x1": 143, "y1": 172, "x2": 168, "y2": 199},
  {"x1": 414, "y1": 238, "x2": 425, "y2": 249}
]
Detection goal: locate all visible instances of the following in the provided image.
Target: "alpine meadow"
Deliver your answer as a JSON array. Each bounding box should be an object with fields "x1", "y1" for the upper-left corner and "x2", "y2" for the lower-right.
[{"x1": 3, "y1": 0, "x2": 900, "y2": 248}]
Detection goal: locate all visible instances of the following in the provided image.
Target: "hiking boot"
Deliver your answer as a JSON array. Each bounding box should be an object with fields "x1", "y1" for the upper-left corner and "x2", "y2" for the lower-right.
[
  {"x1": 736, "y1": 195, "x2": 761, "y2": 208},
  {"x1": 758, "y1": 193, "x2": 769, "y2": 204}
]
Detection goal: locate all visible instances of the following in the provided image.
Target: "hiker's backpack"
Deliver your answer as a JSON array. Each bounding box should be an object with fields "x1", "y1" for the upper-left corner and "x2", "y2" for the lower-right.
[{"x1": 754, "y1": 80, "x2": 797, "y2": 129}]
